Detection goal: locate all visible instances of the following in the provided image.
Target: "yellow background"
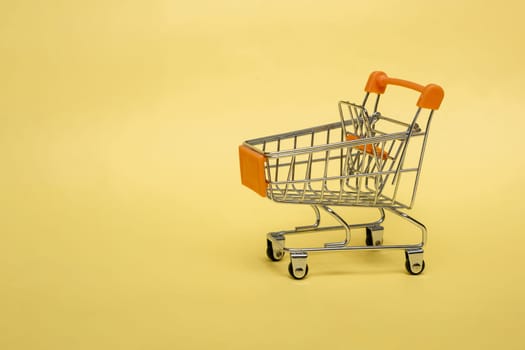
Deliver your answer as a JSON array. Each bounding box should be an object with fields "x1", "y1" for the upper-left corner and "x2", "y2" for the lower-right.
[{"x1": 2, "y1": 0, "x2": 524, "y2": 349}]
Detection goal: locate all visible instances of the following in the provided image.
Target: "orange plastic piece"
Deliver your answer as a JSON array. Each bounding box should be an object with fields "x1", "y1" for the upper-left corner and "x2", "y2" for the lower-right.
[
  {"x1": 346, "y1": 134, "x2": 389, "y2": 160},
  {"x1": 239, "y1": 145, "x2": 268, "y2": 197},
  {"x1": 365, "y1": 71, "x2": 444, "y2": 110}
]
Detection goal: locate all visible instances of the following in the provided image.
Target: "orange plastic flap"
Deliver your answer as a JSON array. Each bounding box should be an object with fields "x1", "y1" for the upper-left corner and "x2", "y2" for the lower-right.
[
  {"x1": 239, "y1": 145, "x2": 268, "y2": 197},
  {"x1": 346, "y1": 134, "x2": 389, "y2": 160}
]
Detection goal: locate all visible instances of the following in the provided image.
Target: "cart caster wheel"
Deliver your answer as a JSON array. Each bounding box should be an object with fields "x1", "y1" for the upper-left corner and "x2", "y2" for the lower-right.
[
  {"x1": 266, "y1": 239, "x2": 284, "y2": 261},
  {"x1": 405, "y1": 258, "x2": 425, "y2": 275},
  {"x1": 365, "y1": 225, "x2": 384, "y2": 246},
  {"x1": 288, "y1": 262, "x2": 309, "y2": 280},
  {"x1": 405, "y1": 249, "x2": 425, "y2": 275}
]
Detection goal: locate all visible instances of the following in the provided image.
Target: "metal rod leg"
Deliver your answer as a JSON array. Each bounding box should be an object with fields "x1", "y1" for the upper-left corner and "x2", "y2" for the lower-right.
[
  {"x1": 321, "y1": 205, "x2": 351, "y2": 248},
  {"x1": 295, "y1": 205, "x2": 321, "y2": 231},
  {"x1": 386, "y1": 207, "x2": 427, "y2": 246},
  {"x1": 376, "y1": 208, "x2": 386, "y2": 225},
  {"x1": 386, "y1": 207, "x2": 427, "y2": 275}
]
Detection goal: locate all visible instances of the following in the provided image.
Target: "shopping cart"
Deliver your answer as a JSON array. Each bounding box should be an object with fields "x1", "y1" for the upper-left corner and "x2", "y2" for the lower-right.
[{"x1": 238, "y1": 71, "x2": 444, "y2": 279}]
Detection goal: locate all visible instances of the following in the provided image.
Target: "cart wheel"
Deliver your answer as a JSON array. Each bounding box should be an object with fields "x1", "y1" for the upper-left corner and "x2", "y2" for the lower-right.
[
  {"x1": 288, "y1": 262, "x2": 309, "y2": 280},
  {"x1": 266, "y1": 239, "x2": 284, "y2": 261},
  {"x1": 405, "y1": 259, "x2": 425, "y2": 275},
  {"x1": 365, "y1": 226, "x2": 383, "y2": 246}
]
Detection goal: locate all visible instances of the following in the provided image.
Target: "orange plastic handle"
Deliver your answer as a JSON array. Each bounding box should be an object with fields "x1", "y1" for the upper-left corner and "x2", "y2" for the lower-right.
[{"x1": 364, "y1": 71, "x2": 444, "y2": 110}]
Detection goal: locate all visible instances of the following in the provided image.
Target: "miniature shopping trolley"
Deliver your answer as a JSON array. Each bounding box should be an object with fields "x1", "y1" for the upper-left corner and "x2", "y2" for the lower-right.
[{"x1": 238, "y1": 71, "x2": 444, "y2": 279}]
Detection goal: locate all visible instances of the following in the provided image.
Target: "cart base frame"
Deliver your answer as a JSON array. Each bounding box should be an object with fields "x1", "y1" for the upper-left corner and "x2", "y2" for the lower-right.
[{"x1": 266, "y1": 205, "x2": 427, "y2": 279}]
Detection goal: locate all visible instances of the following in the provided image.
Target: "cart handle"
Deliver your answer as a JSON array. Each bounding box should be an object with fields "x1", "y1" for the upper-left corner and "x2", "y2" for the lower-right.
[{"x1": 365, "y1": 71, "x2": 444, "y2": 110}]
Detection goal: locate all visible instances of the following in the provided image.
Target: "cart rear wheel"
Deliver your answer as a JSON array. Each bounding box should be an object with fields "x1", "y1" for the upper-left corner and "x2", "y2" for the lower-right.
[
  {"x1": 365, "y1": 226, "x2": 384, "y2": 246},
  {"x1": 266, "y1": 239, "x2": 284, "y2": 261},
  {"x1": 288, "y1": 262, "x2": 309, "y2": 280},
  {"x1": 405, "y1": 259, "x2": 425, "y2": 275}
]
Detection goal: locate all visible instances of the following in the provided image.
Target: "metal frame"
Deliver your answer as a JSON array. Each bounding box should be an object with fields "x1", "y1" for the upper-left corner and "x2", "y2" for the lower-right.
[{"x1": 246, "y1": 92, "x2": 435, "y2": 278}]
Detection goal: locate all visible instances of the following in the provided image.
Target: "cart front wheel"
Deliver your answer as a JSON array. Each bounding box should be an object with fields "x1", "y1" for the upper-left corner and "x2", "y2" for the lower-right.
[{"x1": 288, "y1": 262, "x2": 309, "y2": 280}]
